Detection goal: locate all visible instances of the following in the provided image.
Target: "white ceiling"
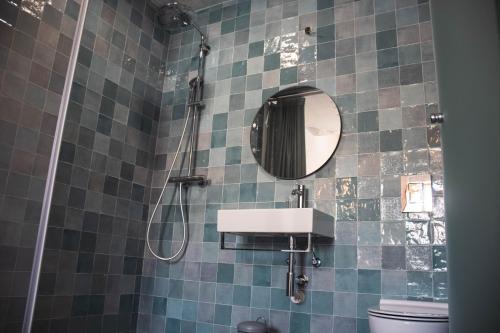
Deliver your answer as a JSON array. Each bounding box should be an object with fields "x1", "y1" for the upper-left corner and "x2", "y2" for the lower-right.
[{"x1": 150, "y1": 0, "x2": 223, "y2": 11}]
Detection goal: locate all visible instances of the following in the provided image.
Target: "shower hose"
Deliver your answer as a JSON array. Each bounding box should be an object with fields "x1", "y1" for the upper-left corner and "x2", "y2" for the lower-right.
[{"x1": 146, "y1": 106, "x2": 192, "y2": 261}]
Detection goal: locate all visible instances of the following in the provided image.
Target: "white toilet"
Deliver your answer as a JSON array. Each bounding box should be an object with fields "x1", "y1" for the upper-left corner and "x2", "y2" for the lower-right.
[{"x1": 368, "y1": 299, "x2": 449, "y2": 333}]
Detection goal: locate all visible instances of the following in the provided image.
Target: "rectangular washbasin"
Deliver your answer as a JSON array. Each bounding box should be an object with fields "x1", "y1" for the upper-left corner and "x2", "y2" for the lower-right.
[{"x1": 217, "y1": 208, "x2": 334, "y2": 238}]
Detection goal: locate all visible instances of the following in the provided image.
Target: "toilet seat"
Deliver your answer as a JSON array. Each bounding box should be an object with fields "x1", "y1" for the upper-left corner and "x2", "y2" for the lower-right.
[
  {"x1": 368, "y1": 309, "x2": 449, "y2": 322},
  {"x1": 368, "y1": 300, "x2": 449, "y2": 333}
]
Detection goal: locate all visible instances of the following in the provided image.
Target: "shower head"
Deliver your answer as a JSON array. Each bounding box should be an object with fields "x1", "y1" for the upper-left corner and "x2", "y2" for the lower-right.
[{"x1": 157, "y1": 2, "x2": 206, "y2": 40}]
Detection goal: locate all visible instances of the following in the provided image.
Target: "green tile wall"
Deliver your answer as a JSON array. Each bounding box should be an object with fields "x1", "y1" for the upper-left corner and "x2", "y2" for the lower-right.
[{"x1": 138, "y1": 1, "x2": 447, "y2": 333}]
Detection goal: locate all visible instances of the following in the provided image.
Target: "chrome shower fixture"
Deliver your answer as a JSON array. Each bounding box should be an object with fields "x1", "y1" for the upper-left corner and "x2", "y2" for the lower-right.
[
  {"x1": 157, "y1": 2, "x2": 207, "y2": 41},
  {"x1": 146, "y1": 1, "x2": 210, "y2": 262}
]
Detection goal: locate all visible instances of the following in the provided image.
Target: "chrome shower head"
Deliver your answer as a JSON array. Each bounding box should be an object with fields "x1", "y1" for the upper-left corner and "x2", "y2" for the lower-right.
[
  {"x1": 158, "y1": 2, "x2": 190, "y2": 28},
  {"x1": 157, "y1": 2, "x2": 207, "y2": 41}
]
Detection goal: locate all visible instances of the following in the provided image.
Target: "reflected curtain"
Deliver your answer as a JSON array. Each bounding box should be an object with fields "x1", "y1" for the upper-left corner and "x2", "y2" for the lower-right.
[{"x1": 261, "y1": 96, "x2": 306, "y2": 178}]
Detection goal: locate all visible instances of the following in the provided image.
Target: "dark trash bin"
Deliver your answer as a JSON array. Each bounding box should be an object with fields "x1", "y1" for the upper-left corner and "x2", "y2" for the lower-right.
[{"x1": 237, "y1": 317, "x2": 268, "y2": 333}]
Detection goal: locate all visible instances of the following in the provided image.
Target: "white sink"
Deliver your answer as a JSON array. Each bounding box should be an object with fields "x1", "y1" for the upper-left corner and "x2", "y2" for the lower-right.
[{"x1": 217, "y1": 208, "x2": 334, "y2": 238}]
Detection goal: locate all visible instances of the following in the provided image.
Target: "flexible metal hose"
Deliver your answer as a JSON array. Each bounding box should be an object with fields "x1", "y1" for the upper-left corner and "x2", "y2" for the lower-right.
[{"x1": 146, "y1": 106, "x2": 191, "y2": 261}]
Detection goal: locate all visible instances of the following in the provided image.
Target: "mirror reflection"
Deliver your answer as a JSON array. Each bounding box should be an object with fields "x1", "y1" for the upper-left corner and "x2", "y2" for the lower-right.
[{"x1": 250, "y1": 86, "x2": 342, "y2": 179}]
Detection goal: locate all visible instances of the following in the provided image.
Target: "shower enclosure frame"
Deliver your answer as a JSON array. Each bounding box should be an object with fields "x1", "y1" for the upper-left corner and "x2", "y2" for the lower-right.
[{"x1": 21, "y1": 1, "x2": 90, "y2": 332}]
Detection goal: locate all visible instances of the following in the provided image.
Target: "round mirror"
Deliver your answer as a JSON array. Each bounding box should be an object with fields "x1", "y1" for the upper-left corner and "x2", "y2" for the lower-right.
[{"x1": 250, "y1": 86, "x2": 341, "y2": 179}]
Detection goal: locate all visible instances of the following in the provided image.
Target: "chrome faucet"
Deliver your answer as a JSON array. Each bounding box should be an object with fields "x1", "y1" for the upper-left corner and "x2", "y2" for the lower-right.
[{"x1": 291, "y1": 184, "x2": 306, "y2": 208}]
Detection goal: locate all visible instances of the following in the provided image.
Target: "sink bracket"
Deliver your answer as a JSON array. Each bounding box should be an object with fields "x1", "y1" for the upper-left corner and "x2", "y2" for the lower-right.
[
  {"x1": 219, "y1": 232, "x2": 313, "y2": 253},
  {"x1": 219, "y1": 232, "x2": 279, "y2": 251},
  {"x1": 281, "y1": 233, "x2": 312, "y2": 253}
]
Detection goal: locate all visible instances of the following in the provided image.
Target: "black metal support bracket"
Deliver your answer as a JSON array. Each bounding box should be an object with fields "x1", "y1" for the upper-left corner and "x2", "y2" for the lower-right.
[{"x1": 219, "y1": 232, "x2": 313, "y2": 252}]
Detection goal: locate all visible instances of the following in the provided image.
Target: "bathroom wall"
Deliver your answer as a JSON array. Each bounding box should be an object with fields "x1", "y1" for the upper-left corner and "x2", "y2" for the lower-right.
[
  {"x1": 0, "y1": 1, "x2": 81, "y2": 331},
  {"x1": 20, "y1": 0, "x2": 168, "y2": 332},
  {"x1": 137, "y1": 0, "x2": 447, "y2": 333}
]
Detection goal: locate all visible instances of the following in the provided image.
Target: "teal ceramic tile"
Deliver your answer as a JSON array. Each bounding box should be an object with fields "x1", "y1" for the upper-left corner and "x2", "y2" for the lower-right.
[
  {"x1": 166, "y1": 318, "x2": 181, "y2": 332},
  {"x1": 358, "y1": 222, "x2": 381, "y2": 245},
  {"x1": 358, "y1": 269, "x2": 381, "y2": 293},
  {"x1": 334, "y1": 316, "x2": 356, "y2": 333},
  {"x1": 167, "y1": 299, "x2": 183, "y2": 318},
  {"x1": 248, "y1": 41, "x2": 264, "y2": 58},
  {"x1": 357, "y1": 318, "x2": 371, "y2": 333},
  {"x1": 217, "y1": 263, "x2": 234, "y2": 283},
  {"x1": 375, "y1": 12, "x2": 396, "y2": 31},
  {"x1": 241, "y1": 164, "x2": 258, "y2": 182},
  {"x1": 317, "y1": 0, "x2": 334, "y2": 10},
  {"x1": 317, "y1": 42, "x2": 335, "y2": 60},
  {"x1": 203, "y1": 224, "x2": 219, "y2": 242},
  {"x1": 225, "y1": 146, "x2": 242, "y2": 165},
  {"x1": 235, "y1": 15, "x2": 250, "y2": 31},
  {"x1": 299, "y1": 45, "x2": 317, "y2": 65},
  {"x1": 222, "y1": 184, "x2": 240, "y2": 203},
  {"x1": 214, "y1": 304, "x2": 232, "y2": 325},
  {"x1": 432, "y1": 246, "x2": 447, "y2": 272},
  {"x1": 407, "y1": 271, "x2": 433, "y2": 298},
  {"x1": 253, "y1": 265, "x2": 272, "y2": 286},
  {"x1": 153, "y1": 297, "x2": 167, "y2": 315},
  {"x1": 251, "y1": 286, "x2": 271, "y2": 308},
  {"x1": 381, "y1": 270, "x2": 407, "y2": 296},
  {"x1": 232, "y1": 60, "x2": 247, "y2": 77},
  {"x1": 280, "y1": 66, "x2": 298, "y2": 85},
  {"x1": 397, "y1": 6, "x2": 419, "y2": 27},
  {"x1": 221, "y1": 19, "x2": 236, "y2": 34},
  {"x1": 231, "y1": 76, "x2": 246, "y2": 94},
  {"x1": 233, "y1": 285, "x2": 251, "y2": 306},
  {"x1": 358, "y1": 199, "x2": 381, "y2": 221},
  {"x1": 257, "y1": 182, "x2": 275, "y2": 202},
  {"x1": 433, "y1": 271, "x2": 448, "y2": 299},
  {"x1": 169, "y1": 280, "x2": 184, "y2": 298},
  {"x1": 211, "y1": 131, "x2": 227, "y2": 148},
  {"x1": 377, "y1": 48, "x2": 399, "y2": 68},
  {"x1": 239, "y1": 182, "x2": 257, "y2": 202},
  {"x1": 253, "y1": 251, "x2": 273, "y2": 265},
  {"x1": 270, "y1": 288, "x2": 290, "y2": 310},
  {"x1": 334, "y1": 292, "x2": 356, "y2": 317},
  {"x1": 336, "y1": 199, "x2": 357, "y2": 221},
  {"x1": 217, "y1": 64, "x2": 232, "y2": 80},
  {"x1": 182, "y1": 301, "x2": 198, "y2": 321},
  {"x1": 213, "y1": 113, "x2": 228, "y2": 131},
  {"x1": 311, "y1": 291, "x2": 334, "y2": 315},
  {"x1": 222, "y1": 4, "x2": 237, "y2": 19},
  {"x1": 197, "y1": 322, "x2": 214, "y2": 333},
  {"x1": 357, "y1": 293, "x2": 380, "y2": 319},
  {"x1": 216, "y1": 284, "x2": 234, "y2": 305},
  {"x1": 246, "y1": 73, "x2": 263, "y2": 90},
  {"x1": 196, "y1": 149, "x2": 210, "y2": 167},
  {"x1": 290, "y1": 312, "x2": 310, "y2": 333},
  {"x1": 334, "y1": 245, "x2": 357, "y2": 268},
  {"x1": 237, "y1": 1, "x2": 251, "y2": 16},
  {"x1": 317, "y1": 25, "x2": 335, "y2": 44},
  {"x1": 336, "y1": 177, "x2": 357, "y2": 198},
  {"x1": 264, "y1": 53, "x2": 281, "y2": 71},
  {"x1": 335, "y1": 269, "x2": 357, "y2": 292},
  {"x1": 197, "y1": 302, "x2": 215, "y2": 323},
  {"x1": 209, "y1": 8, "x2": 222, "y2": 23},
  {"x1": 310, "y1": 314, "x2": 334, "y2": 333}
]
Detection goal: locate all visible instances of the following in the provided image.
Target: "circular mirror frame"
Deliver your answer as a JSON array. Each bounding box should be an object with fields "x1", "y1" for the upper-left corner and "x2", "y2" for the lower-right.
[{"x1": 250, "y1": 86, "x2": 342, "y2": 180}]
